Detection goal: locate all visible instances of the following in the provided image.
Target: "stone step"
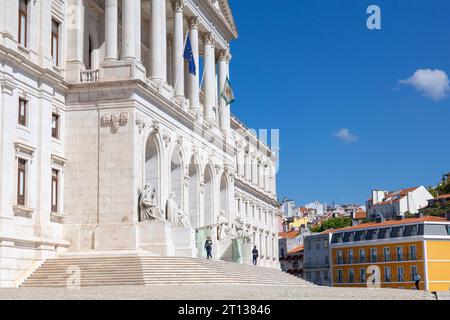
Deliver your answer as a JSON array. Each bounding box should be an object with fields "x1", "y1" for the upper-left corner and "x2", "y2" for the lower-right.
[{"x1": 21, "y1": 255, "x2": 313, "y2": 288}]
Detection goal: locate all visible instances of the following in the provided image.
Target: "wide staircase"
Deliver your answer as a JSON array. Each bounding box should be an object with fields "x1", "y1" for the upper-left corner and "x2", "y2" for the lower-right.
[{"x1": 20, "y1": 255, "x2": 314, "y2": 288}]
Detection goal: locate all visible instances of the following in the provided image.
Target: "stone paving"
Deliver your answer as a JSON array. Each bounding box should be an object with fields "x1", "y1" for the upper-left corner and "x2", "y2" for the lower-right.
[{"x1": 0, "y1": 285, "x2": 435, "y2": 300}]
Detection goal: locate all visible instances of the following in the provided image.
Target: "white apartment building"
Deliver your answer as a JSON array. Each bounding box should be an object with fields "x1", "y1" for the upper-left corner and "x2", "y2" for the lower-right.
[{"x1": 366, "y1": 186, "x2": 433, "y2": 220}]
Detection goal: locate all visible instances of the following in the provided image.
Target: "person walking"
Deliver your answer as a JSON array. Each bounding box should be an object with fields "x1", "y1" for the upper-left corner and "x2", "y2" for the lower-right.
[
  {"x1": 414, "y1": 273, "x2": 422, "y2": 290},
  {"x1": 252, "y1": 246, "x2": 259, "y2": 266},
  {"x1": 205, "y1": 236, "x2": 213, "y2": 259}
]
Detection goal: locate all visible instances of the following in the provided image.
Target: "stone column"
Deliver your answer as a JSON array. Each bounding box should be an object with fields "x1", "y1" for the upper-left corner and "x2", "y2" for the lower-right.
[
  {"x1": 105, "y1": 0, "x2": 118, "y2": 60},
  {"x1": 135, "y1": 0, "x2": 141, "y2": 62},
  {"x1": 122, "y1": 0, "x2": 136, "y2": 59},
  {"x1": 188, "y1": 17, "x2": 200, "y2": 114},
  {"x1": 166, "y1": 34, "x2": 174, "y2": 86},
  {"x1": 203, "y1": 32, "x2": 216, "y2": 123},
  {"x1": 150, "y1": 0, "x2": 164, "y2": 80},
  {"x1": 218, "y1": 49, "x2": 231, "y2": 132},
  {"x1": 171, "y1": 0, "x2": 185, "y2": 98}
]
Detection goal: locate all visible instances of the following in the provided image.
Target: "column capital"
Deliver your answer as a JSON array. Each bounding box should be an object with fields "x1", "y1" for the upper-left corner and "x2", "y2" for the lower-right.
[
  {"x1": 188, "y1": 16, "x2": 200, "y2": 30},
  {"x1": 202, "y1": 32, "x2": 216, "y2": 47},
  {"x1": 217, "y1": 49, "x2": 232, "y2": 63},
  {"x1": 170, "y1": 0, "x2": 185, "y2": 12}
]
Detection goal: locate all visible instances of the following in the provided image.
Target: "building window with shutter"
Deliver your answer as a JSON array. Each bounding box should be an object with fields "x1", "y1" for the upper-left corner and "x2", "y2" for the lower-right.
[
  {"x1": 18, "y1": 98, "x2": 28, "y2": 126},
  {"x1": 17, "y1": 158, "x2": 27, "y2": 206},
  {"x1": 51, "y1": 169, "x2": 59, "y2": 213},
  {"x1": 52, "y1": 113, "x2": 60, "y2": 139}
]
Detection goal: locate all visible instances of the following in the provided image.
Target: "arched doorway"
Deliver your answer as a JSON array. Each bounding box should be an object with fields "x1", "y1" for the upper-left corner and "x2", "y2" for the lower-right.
[
  {"x1": 203, "y1": 165, "x2": 214, "y2": 226},
  {"x1": 170, "y1": 146, "x2": 183, "y2": 210},
  {"x1": 145, "y1": 135, "x2": 160, "y2": 208},
  {"x1": 220, "y1": 173, "x2": 229, "y2": 219},
  {"x1": 188, "y1": 156, "x2": 200, "y2": 228}
]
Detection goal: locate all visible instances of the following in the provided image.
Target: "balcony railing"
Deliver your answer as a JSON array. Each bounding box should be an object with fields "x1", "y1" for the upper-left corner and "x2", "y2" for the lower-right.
[
  {"x1": 335, "y1": 254, "x2": 420, "y2": 265},
  {"x1": 80, "y1": 69, "x2": 99, "y2": 83}
]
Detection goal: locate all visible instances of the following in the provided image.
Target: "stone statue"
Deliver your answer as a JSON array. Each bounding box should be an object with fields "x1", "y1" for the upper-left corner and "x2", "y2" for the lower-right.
[
  {"x1": 139, "y1": 185, "x2": 165, "y2": 222},
  {"x1": 216, "y1": 211, "x2": 229, "y2": 240},
  {"x1": 234, "y1": 216, "x2": 245, "y2": 237},
  {"x1": 166, "y1": 192, "x2": 191, "y2": 228}
]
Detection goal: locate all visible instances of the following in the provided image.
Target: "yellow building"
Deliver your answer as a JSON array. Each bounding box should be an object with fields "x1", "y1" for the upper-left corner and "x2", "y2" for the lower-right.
[
  {"x1": 289, "y1": 216, "x2": 309, "y2": 230},
  {"x1": 330, "y1": 215, "x2": 450, "y2": 291}
]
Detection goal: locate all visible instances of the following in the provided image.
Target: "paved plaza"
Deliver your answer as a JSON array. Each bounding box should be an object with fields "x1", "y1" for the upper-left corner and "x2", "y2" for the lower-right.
[{"x1": 0, "y1": 285, "x2": 435, "y2": 300}]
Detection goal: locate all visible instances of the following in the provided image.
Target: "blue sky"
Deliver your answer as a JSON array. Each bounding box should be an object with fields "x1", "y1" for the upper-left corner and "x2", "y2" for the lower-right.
[{"x1": 228, "y1": 0, "x2": 450, "y2": 206}]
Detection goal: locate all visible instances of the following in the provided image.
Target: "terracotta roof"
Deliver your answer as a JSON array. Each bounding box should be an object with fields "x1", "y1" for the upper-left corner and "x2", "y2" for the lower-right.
[
  {"x1": 436, "y1": 194, "x2": 450, "y2": 200},
  {"x1": 354, "y1": 211, "x2": 367, "y2": 220},
  {"x1": 288, "y1": 245, "x2": 304, "y2": 254},
  {"x1": 320, "y1": 229, "x2": 335, "y2": 235},
  {"x1": 334, "y1": 216, "x2": 448, "y2": 232},
  {"x1": 278, "y1": 230, "x2": 300, "y2": 239}
]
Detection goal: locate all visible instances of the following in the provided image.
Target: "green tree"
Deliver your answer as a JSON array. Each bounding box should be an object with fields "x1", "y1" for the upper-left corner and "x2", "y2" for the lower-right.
[{"x1": 311, "y1": 217, "x2": 352, "y2": 233}]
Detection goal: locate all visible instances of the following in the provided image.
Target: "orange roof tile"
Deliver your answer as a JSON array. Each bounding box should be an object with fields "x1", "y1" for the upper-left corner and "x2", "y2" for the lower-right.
[
  {"x1": 335, "y1": 216, "x2": 447, "y2": 232},
  {"x1": 354, "y1": 211, "x2": 367, "y2": 220},
  {"x1": 278, "y1": 230, "x2": 300, "y2": 239},
  {"x1": 436, "y1": 194, "x2": 450, "y2": 200},
  {"x1": 288, "y1": 245, "x2": 304, "y2": 254}
]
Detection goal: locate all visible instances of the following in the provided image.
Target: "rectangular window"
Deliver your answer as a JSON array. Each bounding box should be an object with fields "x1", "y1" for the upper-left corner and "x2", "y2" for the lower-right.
[
  {"x1": 360, "y1": 269, "x2": 367, "y2": 283},
  {"x1": 324, "y1": 239, "x2": 329, "y2": 249},
  {"x1": 51, "y1": 169, "x2": 59, "y2": 212},
  {"x1": 51, "y1": 19, "x2": 60, "y2": 66},
  {"x1": 384, "y1": 247, "x2": 391, "y2": 262},
  {"x1": 384, "y1": 267, "x2": 392, "y2": 282},
  {"x1": 349, "y1": 269, "x2": 355, "y2": 283},
  {"x1": 396, "y1": 246, "x2": 403, "y2": 261},
  {"x1": 359, "y1": 249, "x2": 366, "y2": 263},
  {"x1": 52, "y1": 113, "x2": 60, "y2": 139},
  {"x1": 18, "y1": 98, "x2": 27, "y2": 126},
  {"x1": 337, "y1": 270, "x2": 343, "y2": 284},
  {"x1": 18, "y1": 0, "x2": 28, "y2": 47},
  {"x1": 348, "y1": 250, "x2": 354, "y2": 264},
  {"x1": 371, "y1": 248, "x2": 377, "y2": 263},
  {"x1": 316, "y1": 240, "x2": 320, "y2": 250},
  {"x1": 336, "y1": 250, "x2": 343, "y2": 265},
  {"x1": 17, "y1": 158, "x2": 27, "y2": 206},
  {"x1": 410, "y1": 265, "x2": 418, "y2": 281},
  {"x1": 397, "y1": 266, "x2": 404, "y2": 282},
  {"x1": 409, "y1": 245, "x2": 417, "y2": 260},
  {"x1": 325, "y1": 255, "x2": 329, "y2": 266}
]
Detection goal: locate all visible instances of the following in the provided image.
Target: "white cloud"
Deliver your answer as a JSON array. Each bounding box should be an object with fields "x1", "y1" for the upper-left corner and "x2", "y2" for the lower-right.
[
  {"x1": 399, "y1": 69, "x2": 450, "y2": 101},
  {"x1": 333, "y1": 128, "x2": 358, "y2": 144}
]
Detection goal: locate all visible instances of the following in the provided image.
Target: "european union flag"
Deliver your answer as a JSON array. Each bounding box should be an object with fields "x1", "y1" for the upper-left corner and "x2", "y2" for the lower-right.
[{"x1": 183, "y1": 35, "x2": 196, "y2": 76}]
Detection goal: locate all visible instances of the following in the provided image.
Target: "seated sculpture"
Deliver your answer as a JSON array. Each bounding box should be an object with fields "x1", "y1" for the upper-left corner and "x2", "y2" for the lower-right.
[
  {"x1": 166, "y1": 192, "x2": 191, "y2": 228},
  {"x1": 139, "y1": 185, "x2": 165, "y2": 222}
]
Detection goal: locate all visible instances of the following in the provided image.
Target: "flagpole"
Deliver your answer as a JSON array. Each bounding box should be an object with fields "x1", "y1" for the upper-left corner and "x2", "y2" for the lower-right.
[{"x1": 173, "y1": 31, "x2": 190, "y2": 96}]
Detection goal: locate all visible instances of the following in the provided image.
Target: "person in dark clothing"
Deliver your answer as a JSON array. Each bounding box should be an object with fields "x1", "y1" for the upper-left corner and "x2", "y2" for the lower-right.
[
  {"x1": 205, "y1": 237, "x2": 213, "y2": 259},
  {"x1": 414, "y1": 273, "x2": 422, "y2": 290},
  {"x1": 252, "y1": 246, "x2": 259, "y2": 266}
]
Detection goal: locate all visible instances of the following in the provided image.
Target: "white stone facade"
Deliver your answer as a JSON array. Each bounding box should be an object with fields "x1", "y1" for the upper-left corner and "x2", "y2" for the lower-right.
[{"x1": 0, "y1": 0, "x2": 280, "y2": 287}]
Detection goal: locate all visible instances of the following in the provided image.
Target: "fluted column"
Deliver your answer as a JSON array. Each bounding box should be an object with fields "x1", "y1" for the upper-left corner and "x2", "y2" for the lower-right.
[
  {"x1": 171, "y1": 0, "x2": 185, "y2": 98},
  {"x1": 150, "y1": 0, "x2": 164, "y2": 80},
  {"x1": 167, "y1": 34, "x2": 174, "y2": 86},
  {"x1": 135, "y1": 0, "x2": 141, "y2": 62},
  {"x1": 189, "y1": 17, "x2": 200, "y2": 113},
  {"x1": 122, "y1": 0, "x2": 137, "y2": 59},
  {"x1": 218, "y1": 49, "x2": 231, "y2": 132},
  {"x1": 203, "y1": 32, "x2": 216, "y2": 123},
  {"x1": 105, "y1": 0, "x2": 118, "y2": 60}
]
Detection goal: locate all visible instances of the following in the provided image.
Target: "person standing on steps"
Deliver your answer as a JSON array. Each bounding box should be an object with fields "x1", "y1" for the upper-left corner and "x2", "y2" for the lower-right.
[
  {"x1": 252, "y1": 246, "x2": 259, "y2": 266},
  {"x1": 414, "y1": 272, "x2": 422, "y2": 290},
  {"x1": 205, "y1": 236, "x2": 213, "y2": 259}
]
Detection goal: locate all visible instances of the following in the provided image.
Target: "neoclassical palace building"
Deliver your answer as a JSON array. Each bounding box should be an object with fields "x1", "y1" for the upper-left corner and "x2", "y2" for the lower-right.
[{"x1": 0, "y1": 0, "x2": 280, "y2": 287}]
